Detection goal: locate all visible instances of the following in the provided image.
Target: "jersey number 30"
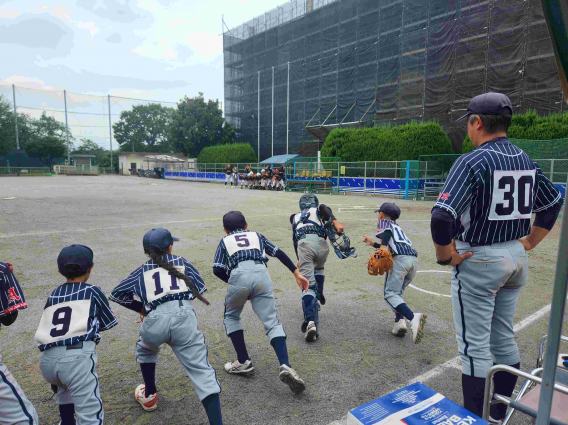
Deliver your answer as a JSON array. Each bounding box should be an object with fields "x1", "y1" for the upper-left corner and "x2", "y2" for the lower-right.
[{"x1": 489, "y1": 170, "x2": 536, "y2": 221}]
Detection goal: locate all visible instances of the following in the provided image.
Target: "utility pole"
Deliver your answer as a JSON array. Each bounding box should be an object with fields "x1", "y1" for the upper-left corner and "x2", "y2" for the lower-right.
[
  {"x1": 12, "y1": 84, "x2": 20, "y2": 150},
  {"x1": 108, "y1": 95, "x2": 113, "y2": 170},
  {"x1": 64, "y1": 90, "x2": 70, "y2": 164}
]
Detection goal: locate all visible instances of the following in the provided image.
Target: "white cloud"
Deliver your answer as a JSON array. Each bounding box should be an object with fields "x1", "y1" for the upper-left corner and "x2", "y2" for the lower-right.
[
  {"x1": 0, "y1": 6, "x2": 22, "y2": 19},
  {"x1": 76, "y1": 21, "x2": 100, "y2": 40},
  {"x1": 0, "y1": 75, "x2": 57, "y2": 91}
]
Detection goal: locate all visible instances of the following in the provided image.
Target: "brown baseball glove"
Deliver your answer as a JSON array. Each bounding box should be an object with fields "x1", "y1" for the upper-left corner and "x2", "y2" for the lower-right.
[{"x1": 368, "y1": 247, "x2": 393, "y2": 276}]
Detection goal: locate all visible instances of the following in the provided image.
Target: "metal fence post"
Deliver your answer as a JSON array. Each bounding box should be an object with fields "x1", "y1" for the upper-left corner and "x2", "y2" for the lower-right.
[
  {"x1": 287, "y1": 61, "x2": 290, "y2": 155},
  {"x1": 364, "y1": 161, "x2": 367, "y2": 195},
  {"x1": 258, "y1": 71, "x2": 260, "y2": 163},
  {"x1": 374, "y1": 161, "x2": 377, "y2": 195},
  {"x1": 337, "y1": 161, "x2": 341, "y2": 194},
  {"x1": 405, "y1": 160, "x2": 410, "y2": 200},
  {"x1": 550, "y1": 159, "x2": 554, "y2": 182},
  {"x1": 271, "y1": 66, "x2": 274, "y2": 158},
  {"x1": 535, "y1": 208, "x2": 568, "y2": 425}
]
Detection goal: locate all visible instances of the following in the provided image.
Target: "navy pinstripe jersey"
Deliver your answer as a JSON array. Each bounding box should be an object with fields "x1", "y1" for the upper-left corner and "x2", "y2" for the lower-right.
[
  {"x1": 377, "y1": 220, "x2": 418, "y2": 257},
  {"x1": 434, "y1": 137, "x2": 562, "y2": 245},
  {"x1": 35, "y1": 282, "x2": 117, "y2": 352},
  {"x1": 0, "y1": 262, "x2": 28, "y2": 319},
  {"x1": 110, "y1": 254, "x2": 207, "y2": 310},
  {"x1": 213, "y1": 229, "x2": 279, "y2": 274}
]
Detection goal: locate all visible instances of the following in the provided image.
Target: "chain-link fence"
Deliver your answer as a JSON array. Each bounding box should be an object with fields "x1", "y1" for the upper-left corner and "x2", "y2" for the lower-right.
[
  {"x1": 0, "y1": 167, "x2": 51, "y2": 176},
  {"x1": 536, "y1": 159, "x2": 568, "y2": 184},
  {"x1": 160, "y1": 158, "x2": 567, "y2": 200},
  {"x1": 285, "y1": 157, "x2": 339, "y2": 194}
]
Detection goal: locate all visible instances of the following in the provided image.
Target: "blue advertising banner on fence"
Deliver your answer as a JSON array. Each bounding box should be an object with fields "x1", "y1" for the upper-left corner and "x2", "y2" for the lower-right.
[
  {"x1": 164, "y1": 172, "x2": 566, "y2": 199},
  {"x1": 347, "y1": 383, "x2": 487, "y2": 425}
]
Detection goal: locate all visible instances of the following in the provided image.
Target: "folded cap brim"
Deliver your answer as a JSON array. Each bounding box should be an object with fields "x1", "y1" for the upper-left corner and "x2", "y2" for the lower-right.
[
  {"x1": 374, "y1": 209, "x2": 381, "y2": 213},
  {"x1": 172, "y1": 237, "x2": 180, "y2": 242},
  {"x1": 455, "y1": 112, "x2": 470, "y2": 122}
]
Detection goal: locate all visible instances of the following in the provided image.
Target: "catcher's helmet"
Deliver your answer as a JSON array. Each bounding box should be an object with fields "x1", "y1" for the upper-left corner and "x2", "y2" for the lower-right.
[{"x1": 299, "y1": 194, "x2": 319, "y2": 211}]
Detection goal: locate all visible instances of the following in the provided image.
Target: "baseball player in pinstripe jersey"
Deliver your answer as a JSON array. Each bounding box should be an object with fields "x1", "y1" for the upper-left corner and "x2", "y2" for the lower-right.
[
  {"x1": 0, "y1": 261, "x2": 39, "y2": 425},
  {"x1": 430, "y1": 92, "x2": 563, "y2": 420},
  {"x1": 110, "y1": 228, "x2": 222, "y2": 424},
  {"x1": 363, "y1": 203, "x2": 426, "y2": 343},
  {"x1": 291, "y1": 195, "x2": 345, "y2": 342},
  {"x1": 213, "y1": 211, "x2": 309, "y2": 394},
  {"x1": 35, "y1": 245, "x2": 117, "y2": 425}
]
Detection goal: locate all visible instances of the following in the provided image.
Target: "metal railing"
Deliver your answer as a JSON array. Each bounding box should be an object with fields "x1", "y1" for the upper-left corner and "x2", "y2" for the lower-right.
[{"x1": 0, "y1": 166, "x2": 51, "y2": 175}]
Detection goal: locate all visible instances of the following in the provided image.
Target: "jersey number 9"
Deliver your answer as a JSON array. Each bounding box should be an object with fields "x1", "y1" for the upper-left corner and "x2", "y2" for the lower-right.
[{"x1": 50, "y1": 306, "x2": 72, "y2": 338}]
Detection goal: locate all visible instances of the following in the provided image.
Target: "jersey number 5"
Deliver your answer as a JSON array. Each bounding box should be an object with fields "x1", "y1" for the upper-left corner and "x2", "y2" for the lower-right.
[{"x1": 489, "y1": 170, "x2": 536, "y2": 221}]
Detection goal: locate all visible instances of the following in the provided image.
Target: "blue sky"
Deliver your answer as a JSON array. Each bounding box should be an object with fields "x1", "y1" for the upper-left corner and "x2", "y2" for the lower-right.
[
  {"x1": 0, "y1": 0, "x2": 285, "y2": 148},
  {"x1": 1, "y1": 0, "x2": 286, "y2": 100}
]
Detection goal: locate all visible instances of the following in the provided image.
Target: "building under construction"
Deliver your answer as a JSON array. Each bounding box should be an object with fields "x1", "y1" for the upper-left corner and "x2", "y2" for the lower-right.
[{"x1": 223, "y1": 0, "x2": 565, "y2": 160}]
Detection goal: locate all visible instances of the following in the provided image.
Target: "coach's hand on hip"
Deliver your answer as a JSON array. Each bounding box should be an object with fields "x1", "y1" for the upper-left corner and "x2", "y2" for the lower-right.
[{"x1": 434, "y1": 240, "x2": 473, "y2": 266}]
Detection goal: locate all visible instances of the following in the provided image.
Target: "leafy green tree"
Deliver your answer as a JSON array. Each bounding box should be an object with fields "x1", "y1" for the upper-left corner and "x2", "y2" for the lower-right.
[
  {"x1": 25, "y1": 135, "x2": 67, "y2": 168},
  {"x1": 72, "y1": 138, "x2": 105, "y2": 165},
  {"x1": 113, "y1": 103, "x2": 173, "y2": 152},
  {"x1": 19, "y1": 112, "x2": 70, "y2": 167},
  {"x1": 197, "y1": 143, "x2": 256, "y2": 164},
  {"x1": 321, "y1": 121, "x2": 452, "y2": 161},
  {"x1": 169, "y1": 93, "x2": 236, "y2": 157},
  {"x1": 0, "y1": 96, "x2": 35, "y2": 155}
]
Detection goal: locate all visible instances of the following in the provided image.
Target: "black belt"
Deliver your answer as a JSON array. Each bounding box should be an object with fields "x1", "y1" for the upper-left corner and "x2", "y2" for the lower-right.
[
  {"x1": 254, "y1": 260, "x2": 265, "y2": 265},
  {"x1": 470, "y1": 242, "x2": 488, "y2": 247},
  {"x1": 67, "y1": 341, "x2": 83, "y2": 350}
]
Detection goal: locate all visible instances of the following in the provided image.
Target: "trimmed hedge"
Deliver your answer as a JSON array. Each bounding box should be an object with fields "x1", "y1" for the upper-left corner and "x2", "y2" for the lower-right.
[
  {"x1": 321, "y1": 121, "x2": 452, "y2": 162},
  {"x1": 462, "y1": 111, "x2": 568, "y2": 154},
  {"x1": 197, "y1": 143, "x2": 256, "y2": 164}
]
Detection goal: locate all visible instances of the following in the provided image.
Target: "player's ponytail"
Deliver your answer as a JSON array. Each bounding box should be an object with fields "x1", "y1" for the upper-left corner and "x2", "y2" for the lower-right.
[{"x1": 145, "y1": 248, "x2": 210, "y2": 306}]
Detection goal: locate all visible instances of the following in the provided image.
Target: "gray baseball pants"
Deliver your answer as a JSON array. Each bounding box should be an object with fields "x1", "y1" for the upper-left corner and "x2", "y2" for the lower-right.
[
  {"x1": 224, "y1": 261, "x2": 286, "y2": 341},
  {"x1": 136, "y1": 299, "x2": 221, "y2": 402},
  {"x1": 298, "y1": 235, "x2": 329, "y2": 326},
  {"x1": 453, "y1": 240, "x2": 528, "y2": 378},
  {"x1": 384, "y1": 255, "x2": 419, "y2": 310},
  {"x1": 0, "y1": 354, "x2": 39, "y2": 425},
  {"x1": 298, "y1": 235, "x2": 329, "y2": 298},
  {"x1": 39, "y1": 341, "x2": 103, "y2": 425}
]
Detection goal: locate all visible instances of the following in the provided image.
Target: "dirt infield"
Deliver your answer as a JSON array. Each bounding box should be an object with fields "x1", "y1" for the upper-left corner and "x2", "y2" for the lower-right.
[{"x1": 0, "y1": 175, "x2": 564, "y2": 425}]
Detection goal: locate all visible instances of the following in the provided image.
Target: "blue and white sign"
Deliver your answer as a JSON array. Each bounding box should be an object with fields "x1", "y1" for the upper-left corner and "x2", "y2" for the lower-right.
[{"x1": 347, "y1": 383, "x2": 487, "y2": 425}]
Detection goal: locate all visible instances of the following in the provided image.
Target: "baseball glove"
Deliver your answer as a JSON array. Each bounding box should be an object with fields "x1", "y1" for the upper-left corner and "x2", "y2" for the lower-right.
[{"x1": 368, "y1": 247, "x2": 393, "y2": 276}]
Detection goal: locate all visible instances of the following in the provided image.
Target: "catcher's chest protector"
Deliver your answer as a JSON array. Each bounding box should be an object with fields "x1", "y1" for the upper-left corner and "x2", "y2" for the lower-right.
[{"x1": 293, "y1": 208, "x2": 324, "y2": 234}]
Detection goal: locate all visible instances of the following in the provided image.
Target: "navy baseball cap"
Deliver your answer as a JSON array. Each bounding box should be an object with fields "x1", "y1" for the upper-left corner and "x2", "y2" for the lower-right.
[
  {"x1": 374, "y1": 203, "x2": 401, "y2": 220},
  {"x1": 456, "y1": 92, "x2": 513, "y2": 122},
  {"x1": 223, "y1": 211, "x2": 247, "y2": 231},
  {"x1": 143, "y1": 228, "x2": 179, "y2": 251},
  {"x1": 57, "y1": 245, "x2": 94, "y2": 276}
]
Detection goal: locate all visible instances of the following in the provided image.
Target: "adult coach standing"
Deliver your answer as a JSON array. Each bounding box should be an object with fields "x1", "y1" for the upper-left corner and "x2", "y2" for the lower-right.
[{"x1": 430, "y1": 92, "x2": 563, "y2": 420}]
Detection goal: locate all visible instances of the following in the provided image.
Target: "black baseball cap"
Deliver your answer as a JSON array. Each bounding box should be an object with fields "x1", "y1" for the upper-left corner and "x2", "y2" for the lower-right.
[
  {"x1": 456, "y1": 92, "x2": 513, "y2": 122},
  {"x1": 223, "y1": 211, "x2": 247, "y2": 231},
  {"x1": 57, "y1": 244, "x2": 94, "y2": 276},
  {"x1": 374, "y1": 203, "x2": 401, "y2": 220},
  {"x1": 143, "y1": 228, "x2": 179, "y2": 251}
]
